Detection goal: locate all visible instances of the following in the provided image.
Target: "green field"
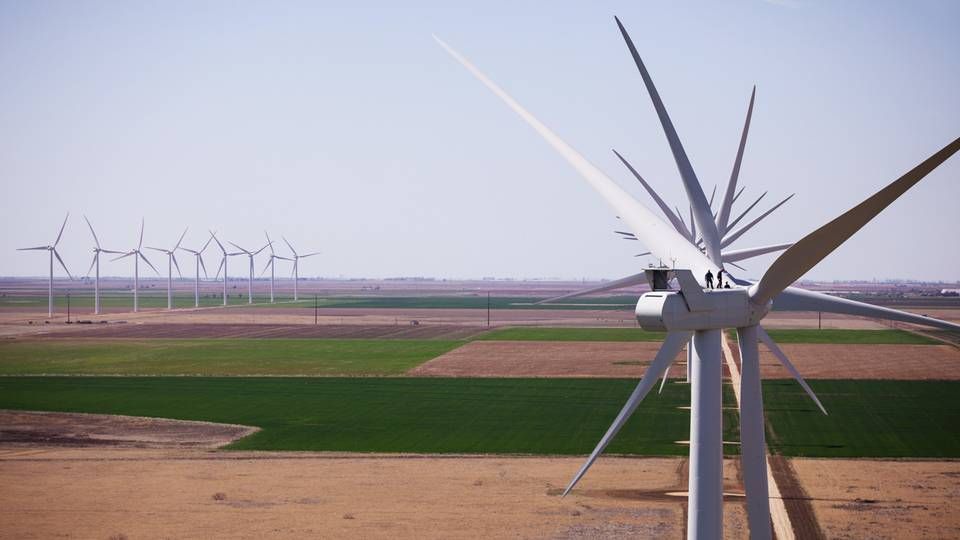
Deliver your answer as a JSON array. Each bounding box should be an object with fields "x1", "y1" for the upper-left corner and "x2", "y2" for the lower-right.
[
  {"x1": 729, "y1": 328, "x2": 939, "y2": 345},
  {"x1": 0, "y1": 377, "x2": 956, "y2": 457},
  {"x1": 0, "y1": 376, "x2": 737, "y2": 455},
  {"x1": 763, "y1": 379, "x2": 960, "y2": 458},
  {"x1": 0, "y1": 339, "x2": 461, "y2": 376},
  {"x1": 477, "y1": 326, "x2": 666, "y2": 342}
]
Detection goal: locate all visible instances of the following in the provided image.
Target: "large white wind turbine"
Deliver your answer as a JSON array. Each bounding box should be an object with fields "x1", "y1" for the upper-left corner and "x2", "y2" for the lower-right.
[
  {"x1": 147, "y1": 228, "x2": 188, "y2": 311},
  {"x1": 112, "y1": 219, "x2": 160, "y2": 313},
  {"x1": 211, "y1": 232, "x2": 238, "y2": 306},
  {"x1": 261, "y1": 232, "x2": 292, "y2": 303},
  {"x1": 228, "y1": 240, "x2": 270, "y2": 305},
  {"x1": 437, "y1": 19, "x2": 960, "y2": 540},
  {"x1": 178, "y1": 233, "x2": 214, "y2": 308},
  {"x1": 17, "y1": 213, "x2": 73, "y2": 318},
  {"x1": 82, "y1": 216, "x2": 123, "y2": 315},
  {"x1": 281, "y1": 237, "x2": 319, "y2": 302}
]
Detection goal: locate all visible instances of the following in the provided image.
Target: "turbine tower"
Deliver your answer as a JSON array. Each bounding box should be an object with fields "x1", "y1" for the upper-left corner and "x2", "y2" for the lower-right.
[
  {"x1": 281, "y1": 236, "x2": 319, "y2": 302},
  {"x1": 228, "y1": 240, "x2": 270, "y2": 304},
  {"x1": 261, "y1": 232, "x2": 291, "y2": 303},
  {"x1": 112, "y1": 219, "x2": 159, "y2": 313},
  {"x1": 147, "y1": 228, "x2": 188, "y2": 310},
  {"x1": 437, "y1": 19, "x2": 960, "y2": 540},
  {"x1": 179, "y1": 233, "x2": 214, "y2": 308},
  {"x1": 17, "y1": 212, "x2": 73, "y2": 318},
  {"x1": 211, "y1": 232, "x2": 238, "y2": 306},
  {"x1": 82, "y1": 216, "x2": 122, "y2": 315}
]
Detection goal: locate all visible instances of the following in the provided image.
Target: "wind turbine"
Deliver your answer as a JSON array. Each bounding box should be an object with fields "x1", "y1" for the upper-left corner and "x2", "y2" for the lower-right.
[
  {"x1": 281, "y1": 236, "x2": 319, "y2": 302},
  {"x1": 147, "y1": 228, "x2": 188, "y2": 310},
  {"x1": 82, "y1": 216, "x2": 122, "y2": 315},
  {"x1": 17, "y1": 212, "x2": 73, "y2": 318},
  {"x1": 112, "y1": 219, "x2": 159, "y2": 313},
  {"x1": 179, "y1": 233, "x2": 214, "y2": 308},
  {"x1": 261, "y1": 232, "x2": 292, "y2": 303},
  {"x1": 437, "y1": 19, "x2": 960, "y2": 540},
  {"x1": 211, "y1": 232, "x2": 238, "y2": 306},
  {"x1": 228, "y1": 240, "x2": 270, "y2": 304}
]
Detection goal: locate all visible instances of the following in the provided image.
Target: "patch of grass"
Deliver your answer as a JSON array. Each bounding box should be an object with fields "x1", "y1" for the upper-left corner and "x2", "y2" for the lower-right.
[
  {"x1": 0, "y1": 377, "x2": 740, "y2": 456},
  {"x1": 727, "y1": 329, "x2": 940, "y2": 345},
  {"x1": 0, "y1": 339, "x2": 461, "y2": 376},
  {"x1": 763, "y1": 379, "x2": 960, "y2": 458},
  {"x1": 476, "y1": 327, "x2": 666, "y2": 342}
]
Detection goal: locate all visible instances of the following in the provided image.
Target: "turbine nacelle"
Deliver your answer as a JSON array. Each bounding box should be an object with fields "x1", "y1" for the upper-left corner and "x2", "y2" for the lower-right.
[{"x1": 635, "y1": 289, "x2": 768, "y2": 332}]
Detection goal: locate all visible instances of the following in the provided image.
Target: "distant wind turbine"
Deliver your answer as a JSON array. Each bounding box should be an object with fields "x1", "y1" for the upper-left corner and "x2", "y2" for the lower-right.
[
  {"x1": 228, "y1": 240, "x2": 270, "y2": 304},
  {"x1": 112, "y1": 219, "x2": 159, "y2": 313},
  {"x1": 211, "y1": 232, "x2": 238, "y2": 306},
  {"x1": 17, "y1": 212, "x2": 73, "y2": 318},
  {"x1": 261, "y1": 232, "x2": 291, "y2": 303},
  {"x1": 147, "y1": 228, "x2": 188, "y2": 310},
  {"x1": 82, "y1": 216, "x2": 122, "y2": 315},
  {"x1": 179, "y1": 233, "x2": 214, "y2": 308},
  {"x1": 282, "y1": 236, "x2": 319, "y2": 302}
]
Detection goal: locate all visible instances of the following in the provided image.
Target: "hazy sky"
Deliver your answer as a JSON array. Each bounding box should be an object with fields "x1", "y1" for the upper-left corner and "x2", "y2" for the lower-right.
[{"x1": 2, "y1": 0, "x2": 958, "y2": 281}]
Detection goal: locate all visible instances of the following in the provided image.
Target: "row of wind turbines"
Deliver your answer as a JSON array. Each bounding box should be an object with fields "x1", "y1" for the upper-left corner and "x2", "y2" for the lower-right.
[{"x1": 17, "y1": 215, "x2": 319, "y2": 317}]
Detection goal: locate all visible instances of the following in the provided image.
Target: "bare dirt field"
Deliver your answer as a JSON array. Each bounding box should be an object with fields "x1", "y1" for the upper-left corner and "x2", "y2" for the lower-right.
[
  {"x1": 792, "y1": 458, "x2": 960, "y2": 539},
  {"x1": 410, "y1": 341, "x2": 679, "y2": 378},
  {"x1": 409, "y1": 341, "x2": 960, "y2": 380},
  {"x1": 36, "y1": 323, "x2": 486, "y2": 340},
  {"x1": 0, "y1": 410, "x2": 256, "y2": 449}
]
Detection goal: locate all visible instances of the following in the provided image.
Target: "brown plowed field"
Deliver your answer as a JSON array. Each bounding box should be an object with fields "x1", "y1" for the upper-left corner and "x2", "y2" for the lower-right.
[
  {"x1": 409, "y1": 341, "x2": 682, "y2": 378},
  {"x1": 409, "y1": 341, "x2": 959, "y2": 380},
  {"x1": 36, "y1": 323, "x2": 486, "y2": 340}
]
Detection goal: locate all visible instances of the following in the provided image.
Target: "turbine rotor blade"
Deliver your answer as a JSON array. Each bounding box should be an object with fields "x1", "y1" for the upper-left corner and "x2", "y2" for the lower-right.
[
  {"x1": 717, "y1": 86, "x2": 756, "y2": 234},
  {"x1": 721, "y1": 193, "x2": 794, "y2": 249},
  {"x1": 535, "y1": 271, "x2": 649, "y2": 305},
  {"x1": 721, "y1": 243, "x2": 792, "y2": 263},
  {"x1": 300, "y1": 252, "x2": 321, "y2": 258},
  {"x1": 138, "y1": 218, "x2": 144, "y2": 250},
  {"x1": 563, "y1": 331, "x2": 692, "y2": 496},
  {"x1": 199, "y1": 254, "x2": 208, "y2": 278},
  {"x1": 614, "y1": 16, "x2": 722, "y2": 262},
  {"x1": 53, "y1": 249, "x2": 73, "y2": 280},
  {"x1": 724, "y1": 191, "x2": 767, "y2": 235},
  {"x1": 435, "y1": 34, "x2": 716, "y2": 282},
  {"x1": 751, "y1": 136, "x2": 960, "y2": 305},
  {"x1": 282, "y1": 236, "x2": 297, "y2": 257},
  {"x1": 139, "y1": 251, "x2": 160, "y2": 275},
  {"x1": 175, "y1": 227, "x2": 188, "y2": 251},
  {"x1": 84, "y1": 215, "x2": 101, "y2": 249},
  {"x1": 214, "y1": 257, "x2": 225, "y2": 280},
  {"x1": 172, "y1": 253, "x2": 183, "y2": 278},
  {"x1": 85, "y1": 253, "x2": 97, "y2": 278},
  {"x1": 54, "y1": 212, "x2": 69, "y2": 247},
  {"x1": 756, "y1": 326, "x2": 827, "y2": 415},
  {"x1": 18, "y1": 246, "x2": 49, "y2": 251},
  {"x1": 613, "y1": 149, "x2": 689, "y2": 237}
]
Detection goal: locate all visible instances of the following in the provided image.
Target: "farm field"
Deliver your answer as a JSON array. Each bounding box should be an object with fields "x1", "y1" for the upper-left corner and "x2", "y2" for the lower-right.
[
  {"x1": 476, "y1": 326, "x2": 665, "y2": 341},
  {"x1": 1, "y1": 377, "x2": 959, "y2": 458},
  {"x1": 0, "y1": 339, "x2": 462, "y2": 376}
]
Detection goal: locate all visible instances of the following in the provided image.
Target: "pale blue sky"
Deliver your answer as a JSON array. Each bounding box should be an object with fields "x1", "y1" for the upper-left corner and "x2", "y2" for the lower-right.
[{"x1": 1, "y1": 1, "x2": 958, "y2": 281}]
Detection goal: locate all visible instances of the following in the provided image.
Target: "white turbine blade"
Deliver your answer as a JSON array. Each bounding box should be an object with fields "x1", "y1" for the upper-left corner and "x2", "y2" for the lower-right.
[
  {"x1": 111, "y1": 251, "x2": 135, "y2": 262},
  {"x1": 282, "y1": 235, "x2": 298, "y2": 257},
  {"x1": 180, "y1": 248, "x2": 198, "y2": 255},
  {"x1": 201, "y1": 233, "x2": 214, "y2": 253},
  {"x1": 264, "y1": 231, "x2": 275, "y2": 255},
  {"x1": 145, "y1": 246, "x2": 165, "y2": 252},
  {"x1": 773, "y1": 286, "x2": 960, "y2": 333},
  {"x1": 210, "y1": 230, "x2": 226, "y2": 253},
  {"x1": 613, "y1": 149, "x2": 690, "y2": 236},
  {"x1": 138, "y1": 218, "x2": 144, "y2": 250},
  {"x1": 708, "y1": 184, "x2": 717, "y2": 209},
  {"x1": 198, "y1": 254, "x2": 209, "y2": 278},
  {"x1": 260, "y1": 258, "x2": 273, "y2": 277},
  {"x1": 717, "y1": 87, "x2": 756, "y2": 234},
  {"x1": 172, "y1": 253, "x2": 183, "y2": 278},
  {"x1": 139, "y1": 251, "x2": 160, "y2": 275},
  {"x1": 214, "y1": 257, "x2": 224, "y2": 280},
  {"x1": 300, "y1": 252, "x2": 321, "y2": 258},
  {"x1": 658, "y1": 365, "x2": 669, "y2": 395},
  {"x1": 728, "y1": 261, "x2": 747, "y2": 272},
  {"x1": 689, "y1": 205, "x2": 696, "y2": 242},
  {"x1": 751, "y1": 136, "x2": 960, "y2": 305},
  {"x1": 633, "y1": 251, "x2": 652, "y2": 258},
  {"x1": 100, "y1": 249, "x2": 124, "y2": 254},
  {"x1": 18, "y1": 246, "x2": 49, "y2": 251},
  {"x1": 614, "y1": 16, "x2": 722, "y2": 263},
  {"x1": 84, "y1": 215, "x2": 101, "y2": 249},
  {"x1": 85, "y1": 253, "x2": 97, "y2": 278},
  {"x1": 731, "y1": 185, "x2": 746, "y2": 205},
  {"x1": 721, "y1": 243, "x2": 792, "y2": 263},
  {"x1": 724, "y1": 191, "x2": 767, "y2": 235},
  {"x1": 252, "y1": 242, "x2": 270, "y2": 256},
  {"x1": 275, "y1": 255, "x2": 293, "y2": 261},
  {"x1": 174, "y1": 227, "x2": 188, "y2": 251},
  {"x1": 435, "y1": 35, "x2": 716, "y2": 282},
  {"x1": 228, "y1": 241, "x2": 250, "y2": 254},
  {"x1": 563, "y1": 331, "x2": 692, "y2": 496},
  {"x1": 535, "y1": 271, "x2": 649, "y2": 305},
  {"x1": 756, "y1": 325, "x2": 827, "y2": 415},
  {"x1": 54, "y1": 212, "x2": 69, "y2": 247},
  {"x1": 721, "y1": 193, "x2": 794, "y2": 249},
  {"x1": 53, "y1": 249, "x2": 73, "y2": 280}
]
